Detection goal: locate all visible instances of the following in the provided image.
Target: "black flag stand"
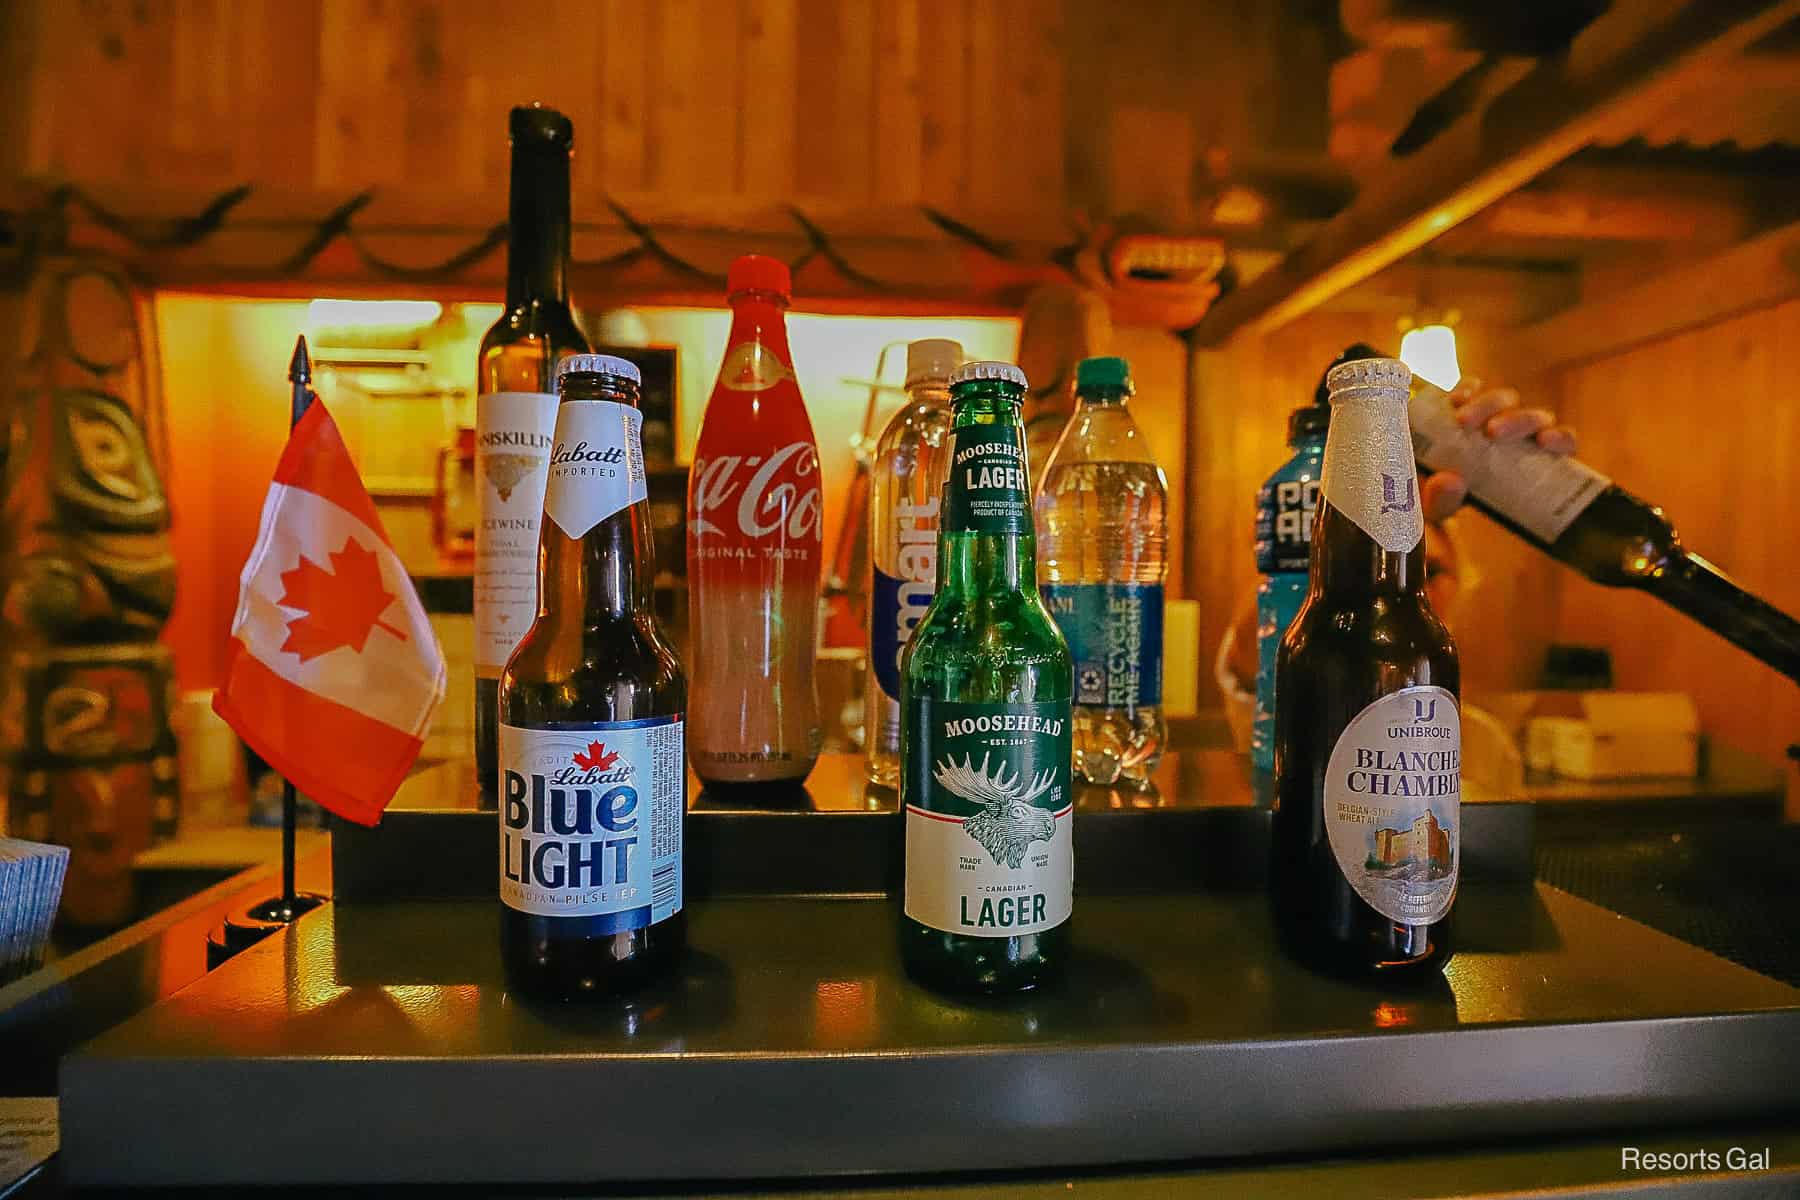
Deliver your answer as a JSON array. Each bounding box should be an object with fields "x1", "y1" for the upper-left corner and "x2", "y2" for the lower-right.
[{"x1": 205, "y1": 336, "x2": 331, "y2": 969}]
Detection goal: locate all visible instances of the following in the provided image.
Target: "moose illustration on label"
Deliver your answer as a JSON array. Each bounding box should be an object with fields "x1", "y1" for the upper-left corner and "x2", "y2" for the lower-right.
[{"x1": 934, "y1": 752, "x2": 1057, "y2": 869}]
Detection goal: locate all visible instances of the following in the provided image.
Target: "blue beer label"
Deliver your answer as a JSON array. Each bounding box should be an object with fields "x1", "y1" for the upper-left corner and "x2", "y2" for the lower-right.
[
  {"x1": 1040, "y1": 583, "x2": 1163, "y2": 709},
  {"x1": 498, "y1": 716, "x2": 684, "y2": 933},
  {"x1": 872, "y1": 563, "x2": 934, "y2": 702}
]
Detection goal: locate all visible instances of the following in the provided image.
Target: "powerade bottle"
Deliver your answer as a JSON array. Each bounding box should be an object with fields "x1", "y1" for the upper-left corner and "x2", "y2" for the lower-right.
[{"x1": 1253, "y1": 346, "x2": 1375, "y2": 772}]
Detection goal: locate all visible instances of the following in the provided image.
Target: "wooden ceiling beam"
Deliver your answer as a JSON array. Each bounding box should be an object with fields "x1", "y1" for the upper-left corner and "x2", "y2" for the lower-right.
[
  {"x1": 1189, "y1": 0, "x2": 1800, "y2": 346},
  {"x1": 1511, "y1": 217, "x2": 1800, "y2": 373}
]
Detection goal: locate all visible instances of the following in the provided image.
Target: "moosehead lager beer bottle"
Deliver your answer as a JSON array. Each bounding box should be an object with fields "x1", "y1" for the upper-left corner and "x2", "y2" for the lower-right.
[
  {"x1": 499, "y1": 355, "x2": 686, "y2": 999},
  {"x1": 900, "y1": 361, "x2": 1074, "y2": 994},
  {"x1": 1272, "y1": 356, "x2": 1459, "y2": 977}
]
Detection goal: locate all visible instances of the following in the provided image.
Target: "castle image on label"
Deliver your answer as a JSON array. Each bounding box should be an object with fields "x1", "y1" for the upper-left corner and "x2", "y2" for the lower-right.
[{"x1": 1368, "y1": 810, "x2": 1452, "y2": 878}]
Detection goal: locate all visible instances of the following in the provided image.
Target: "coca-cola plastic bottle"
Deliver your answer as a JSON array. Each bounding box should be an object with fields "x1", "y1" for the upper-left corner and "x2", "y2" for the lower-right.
[{"x1": 686, "y1": 255, "x2": 824, "y2": 787}]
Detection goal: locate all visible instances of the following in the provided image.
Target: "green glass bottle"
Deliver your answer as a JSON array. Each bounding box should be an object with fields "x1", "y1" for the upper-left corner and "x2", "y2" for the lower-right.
[{"x1": 899, "y1": 361, "x2": 1074, "y2": 995}]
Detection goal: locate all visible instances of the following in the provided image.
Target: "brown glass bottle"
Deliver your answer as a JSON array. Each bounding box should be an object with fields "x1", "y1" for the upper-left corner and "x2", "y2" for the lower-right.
[
  {"x1": 475, "y1": 105, "x2": 592, "y2": 808},
  {"x1": 1272, "y1": 357, "x2": 1460, "y2": 978},
  {"x1": 498, "y1": 356, "x2": 685, "y2": 1000}
]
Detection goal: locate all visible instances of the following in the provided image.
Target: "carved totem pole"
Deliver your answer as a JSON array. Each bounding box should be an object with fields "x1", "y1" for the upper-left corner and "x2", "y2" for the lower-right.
[{"x1": 0, "y1": 258, "x2": 179, "y2": 928}]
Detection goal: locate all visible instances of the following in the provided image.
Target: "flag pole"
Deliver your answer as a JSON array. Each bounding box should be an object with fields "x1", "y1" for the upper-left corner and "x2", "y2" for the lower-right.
[
  {"x1": 205, "y1": 335, "x2": 328, "y2": 965},
  {"x1": 281, "y1": 335, "x2": 316, "y2": 914}
]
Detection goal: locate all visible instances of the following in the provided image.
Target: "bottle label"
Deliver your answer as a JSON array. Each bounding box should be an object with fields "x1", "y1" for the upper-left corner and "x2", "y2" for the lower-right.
[
  {"x1": 943, "y1": 423, "x2": 1032, "y2": 534},
  {"x1": 869, "y1": 496, "x2": 939, "y2": 702},
  {"x1": 688, "y1": 440, "x2": 824, "y2": 553},
  {"x1": 498, "y1": 717, "x2": 685, "y2": 928},
  {"x1": 476, "y1": 391, "x2": 558, "y2": 678},
  {"x1": 1322, "y1": 686, "x2": 1459, "y2": 927},
  {"x1": 903, "y1": 698, "x2": 1073, "y2": 937},
  {"x1": 542, "y1": 399, "x2": 649, "y2": 539},
  {"x1": 1321, "y1": 394, "x2": 1423, "y2": 554},
  {"x1": 717, "y1": 341, "x2": 799, "y2": 393},
  {"x1": 1409, "y1": 381, "x2": 1610, "y2": 544},
  {"x1": 1041, "y1": 583, "x2": 1163, "y2": 709},
  {"x1": 1254, "y1": 475, "x2": 1321, "y2": 573}
]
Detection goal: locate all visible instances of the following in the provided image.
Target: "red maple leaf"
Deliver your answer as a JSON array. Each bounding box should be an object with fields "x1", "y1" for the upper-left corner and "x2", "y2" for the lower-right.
[
  {"x1": 572, "y1": 741, "x2": 620, "y2": 772},
  {"x1": 278, "y1": 537, "x2": 407, "y2": 663}
]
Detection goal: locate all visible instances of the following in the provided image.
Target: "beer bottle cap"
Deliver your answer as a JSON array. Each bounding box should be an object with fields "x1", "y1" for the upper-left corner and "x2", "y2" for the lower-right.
[
  {"x1": 557, "y1": 353, "x2": 642, "y2": 386},
  {"x1": 1324, "y1": 356, "x2": 1410, "y2": 401},
  {"x1": 948, "y1": 360, "x2": 1028, "y2": 390},
  {"x1": 1313, "y1": 342, "x2": 1385, "y2": 406},
  {"x1": 509, "y1": 104, "x2": 574, "y2": 150},
  {"x1": 726, "y1": 254, "x2": 792, "y2": 299},
  {"x1": 905, "y1": 339, "x2": 964, "y2": 387},
  {"x1": 1075, "y1": 355, "x2": 1132, "y2": 392}
]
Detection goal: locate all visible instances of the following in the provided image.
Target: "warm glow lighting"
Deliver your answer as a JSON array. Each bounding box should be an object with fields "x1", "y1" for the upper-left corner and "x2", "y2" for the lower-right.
[
  {"x1": 1399, "y1": 323, "x2": 1461, "y2": 390},
  {"x1": 308, "y1": 299, "x2": 443, "y2": 330}
]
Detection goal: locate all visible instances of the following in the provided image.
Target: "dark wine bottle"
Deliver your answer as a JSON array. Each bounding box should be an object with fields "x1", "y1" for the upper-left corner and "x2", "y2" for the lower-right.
[
  {"x1": 474, "y1": 105, "x2": 592, "y2": 808},
  {"x1": 1410, "y1": 381, "x2": 1800, "y2": 682}
]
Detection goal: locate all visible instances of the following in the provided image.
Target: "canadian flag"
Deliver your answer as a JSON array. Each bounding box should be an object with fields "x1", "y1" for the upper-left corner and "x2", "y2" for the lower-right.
[{"x1": 213, "y1": 401, "x2": 446, "y2": 826}]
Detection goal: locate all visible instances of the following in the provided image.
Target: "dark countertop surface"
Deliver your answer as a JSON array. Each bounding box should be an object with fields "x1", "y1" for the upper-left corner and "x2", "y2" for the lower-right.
[
  {"x1": 55, "y1": 881, "x2": 1800, "y2": 1189},
  {"x1": 11, "y1": 750, "x2": 1800, "y2": 1195}
]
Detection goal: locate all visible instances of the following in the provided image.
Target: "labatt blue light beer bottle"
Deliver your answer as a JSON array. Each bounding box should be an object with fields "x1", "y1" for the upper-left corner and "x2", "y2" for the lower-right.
[{"x1": 498, "y1": 355, "x2": 686, "y2": 999}]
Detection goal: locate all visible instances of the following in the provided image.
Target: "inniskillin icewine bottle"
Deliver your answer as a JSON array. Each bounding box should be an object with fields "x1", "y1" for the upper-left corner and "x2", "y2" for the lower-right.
[
  {"x1": 474, "y1": 105, "x2": 593, "y2": 808},
  {"x1": 1273, "y1": 357, "x2": 1459, "y2": 979},
  {"x1": 1409, "y1": 380, "x2": 1800, "y2": 682},
  {"x1": 900, "y1": 361, "x2": 1074, "y2": 996}
]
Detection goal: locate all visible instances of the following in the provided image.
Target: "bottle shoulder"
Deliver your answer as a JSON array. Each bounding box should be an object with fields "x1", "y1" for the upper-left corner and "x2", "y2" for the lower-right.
[
  {"x1": 479, "y1": 302, "x2": 588, "y2": 355},
  {"x1": 503, "y1": 619, "x2": 685, "y2": 702},
  {"x1": 1262, "y1": 444, "x2": 1325, "y2": 489},
  {"x1": 874, "y1": 399, "x2": 954, "y2": 455},
  {"x1": 1283, "y1": 594, "x2": 1458, "y2": 673},
  {"x1": 907, "y1": 593, "x2": 1070, "y2": 666}
]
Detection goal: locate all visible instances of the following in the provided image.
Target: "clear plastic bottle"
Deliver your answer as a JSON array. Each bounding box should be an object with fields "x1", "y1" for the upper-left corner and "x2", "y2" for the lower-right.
[
  {"x1": 865, "y1": 338, "x2": 962, "y2": 787},
  {"x1": 1035, "y1": 356, "x2": 1168, "y2": 786}
]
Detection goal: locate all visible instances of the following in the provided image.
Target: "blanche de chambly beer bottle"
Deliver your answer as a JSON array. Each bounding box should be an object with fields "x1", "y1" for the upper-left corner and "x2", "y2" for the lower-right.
[
  {"x1": 499, "y1": 355, "x2": 686, "y2": 999},
  {"x1": 865, "y1": 338, "x2": 963, "y2": 788},
  {"x1": 900, "y1": 361, "x2": 1074, "y2": 995},
  {"x1": 1272, "y1": 357, "x2": 1459, "y2": 978},
  {"x1": 475, "y1": 105, "x2": 592, "y2": 808},
  {"x1": 1035, "y1": 356, "x2": 1168, "y2": 786}
]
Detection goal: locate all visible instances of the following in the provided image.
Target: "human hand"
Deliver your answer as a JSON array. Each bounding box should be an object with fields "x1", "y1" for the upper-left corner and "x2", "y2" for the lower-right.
[{"x1": 1421, "y1": 375, "x2": 1579, "y2": 522}]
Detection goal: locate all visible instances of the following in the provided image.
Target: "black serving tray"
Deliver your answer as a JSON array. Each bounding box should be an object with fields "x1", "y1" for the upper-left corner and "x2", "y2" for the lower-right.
[{"x1": 58, "y1": 754, "x2": 1800, "y2": 1189}]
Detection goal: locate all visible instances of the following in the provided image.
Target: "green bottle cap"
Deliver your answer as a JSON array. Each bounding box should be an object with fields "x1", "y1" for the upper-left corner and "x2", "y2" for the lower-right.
[{"x1": 1075, "y1": 356, "x2": 1132, "y2": 392}]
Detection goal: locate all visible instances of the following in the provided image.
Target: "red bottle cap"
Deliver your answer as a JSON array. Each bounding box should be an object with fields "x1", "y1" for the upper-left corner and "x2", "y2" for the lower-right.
[{"x1": 727, "y1": 254, "x2": 792, "y2": 299}]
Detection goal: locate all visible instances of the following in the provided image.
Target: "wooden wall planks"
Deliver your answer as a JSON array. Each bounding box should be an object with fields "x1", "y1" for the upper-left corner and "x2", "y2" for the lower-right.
[{"x1": 3, "y1": 0, "x2": 1327, "y2": 220}]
